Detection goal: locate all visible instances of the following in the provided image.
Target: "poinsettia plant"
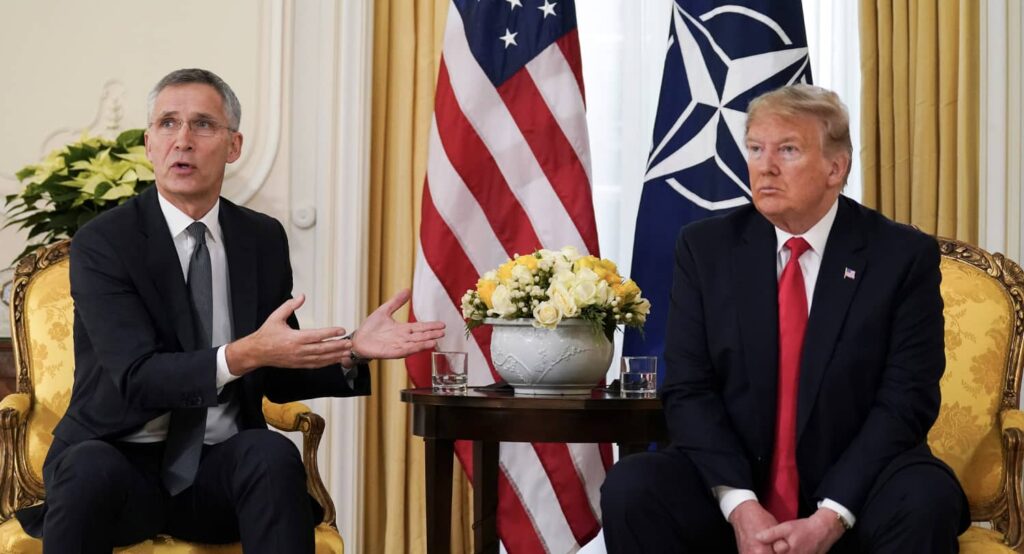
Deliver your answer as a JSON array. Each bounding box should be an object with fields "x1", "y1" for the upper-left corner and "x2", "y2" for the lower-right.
[{"x1": 4, "y1": 129, "x2": 154, "y2": 262}]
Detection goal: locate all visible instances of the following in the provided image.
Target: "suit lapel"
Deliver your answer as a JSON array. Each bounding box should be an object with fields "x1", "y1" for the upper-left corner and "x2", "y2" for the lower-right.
[
  {"x1": 140, "y1": 188, "x2": 197, "y2": 351},
  {"x1": 734, "y1": 213, "x2": 780, "y2": 454},
  {"x1": 219, "y1": 200, "x2": 258, "y2": 340},
  {"x1": 796, "y1": 198, "x2": 867, "y2": 439}
]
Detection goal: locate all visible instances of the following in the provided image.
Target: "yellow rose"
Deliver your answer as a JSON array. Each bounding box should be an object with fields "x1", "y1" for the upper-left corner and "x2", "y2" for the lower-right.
[
  {"x1": 477, "y1": 278, "x2": 498, "y2": 308},
  {"x1": 614, "y1": 279, "x2": 641, "y2": 301},
  {"x1": 515, "y1": 254, "x2": 539, "y2": 270},
  {"x1": 533, "y1": 301, "x2": 562, "y2": 329},
  {"x1": 497, "y1": 259, "x2": 516, "y2": 283}
]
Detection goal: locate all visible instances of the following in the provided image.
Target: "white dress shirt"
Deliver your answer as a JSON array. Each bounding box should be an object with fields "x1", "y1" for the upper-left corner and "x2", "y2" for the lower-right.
[
  {"x1": 121, "y1": 191, "x2": 240, "y2": 445},
  {"x1": 714, "y1": 199, "x2": 856, "y2": 529}
]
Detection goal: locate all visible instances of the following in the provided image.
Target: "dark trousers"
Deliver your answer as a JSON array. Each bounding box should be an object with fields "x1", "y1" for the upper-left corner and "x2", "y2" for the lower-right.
[
  {"x1": 600, "y1": 448, "x2": 968, "y2": 553},
  {"x1": 36, "y1": 429, "x2": 315, "y2": 554}
]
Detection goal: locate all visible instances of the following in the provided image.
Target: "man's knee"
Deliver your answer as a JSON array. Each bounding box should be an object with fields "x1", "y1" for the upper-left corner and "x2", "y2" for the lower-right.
[
  {"x1": 48, "y1": 440, "x2": 133, "y2": 501},
  {"x1": 891, "y1": 465, "x2": 965, "y2": 526},
  {"x1": 858, "y1": 462, "x2": 967, "y2": 550},
  {"x1": 602, "y1": 450, "x2": 709, "y2": 514},
  {"x1": 602, "y1": 452, "x2": 665, "y2": 513},
  {"x1": 225, "y1": 430, "x2": 305, "y2": 483}
]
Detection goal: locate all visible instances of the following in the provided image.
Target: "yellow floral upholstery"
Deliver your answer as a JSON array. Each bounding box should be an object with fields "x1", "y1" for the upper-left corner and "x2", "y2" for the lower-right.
[
  {"x1": 20, "y1": 260, "x2": 74, "y2": 485},
  {"x1": 0, "y1": 241, "x2": 344, "y2": 553},
  {"x1": 928, "y1": 238, "x2": 1024, "y2": 551}
]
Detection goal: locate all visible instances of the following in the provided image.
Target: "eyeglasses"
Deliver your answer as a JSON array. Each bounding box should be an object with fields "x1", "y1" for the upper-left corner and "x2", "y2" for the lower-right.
[{"x1": 151, "y1": 117, "x2": 236, "y2": 137}]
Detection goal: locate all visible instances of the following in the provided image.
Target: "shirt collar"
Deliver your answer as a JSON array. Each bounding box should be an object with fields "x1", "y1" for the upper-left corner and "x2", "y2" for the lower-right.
[
  {"x1": 773, "y1": 198, "x2": 839, "y2": 257},
  {"x1": 155, "y1": 190, "x2": 223, "y2": 244}
]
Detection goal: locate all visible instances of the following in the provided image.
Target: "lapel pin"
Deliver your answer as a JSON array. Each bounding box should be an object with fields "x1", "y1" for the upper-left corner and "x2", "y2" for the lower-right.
[{"x1": 843, "y1": 267, "x2": 856, "y2": 280}]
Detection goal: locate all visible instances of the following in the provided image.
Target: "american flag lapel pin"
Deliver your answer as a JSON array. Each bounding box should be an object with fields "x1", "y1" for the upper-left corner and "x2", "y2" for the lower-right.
[{"x1": 843, "y1": 267, "x2": 856, "y2": 280}]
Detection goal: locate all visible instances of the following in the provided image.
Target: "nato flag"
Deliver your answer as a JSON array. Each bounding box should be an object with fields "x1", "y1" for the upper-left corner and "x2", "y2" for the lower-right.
[{"x1": 624, "y1": 0, "x2": 813, "y2": 384}]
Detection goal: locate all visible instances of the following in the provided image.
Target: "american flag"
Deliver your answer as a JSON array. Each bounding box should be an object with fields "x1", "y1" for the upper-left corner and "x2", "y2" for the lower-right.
[{"x1": 406, "y1": 0, "x2": 608, "y2": 552}]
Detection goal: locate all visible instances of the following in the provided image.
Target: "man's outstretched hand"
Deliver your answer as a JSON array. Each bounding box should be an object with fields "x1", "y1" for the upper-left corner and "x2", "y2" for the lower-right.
[
  {"x1": 351, "y1": 289, "x2": 445, "y2": 361},
  {"x1": 227, "y1": 294, "x2": 353, "y2": 375}
]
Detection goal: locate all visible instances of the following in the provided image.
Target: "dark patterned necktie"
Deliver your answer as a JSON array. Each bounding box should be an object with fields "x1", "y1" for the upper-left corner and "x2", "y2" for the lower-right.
[
  {"x1": 162, "y1": 221, "x2": 212, "y2": 495},
  {"x1": 765, "y1": 237, "x2": 811, "y2": 522}
]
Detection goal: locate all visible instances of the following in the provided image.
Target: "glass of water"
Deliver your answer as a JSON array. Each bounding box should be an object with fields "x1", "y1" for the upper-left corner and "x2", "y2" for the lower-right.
[
  {"x1": 432, "y1": 351, "x2": 468, "y2": 394},
  {"x1": 620, "y1": 356, "x2": 657, "y2": 397}
]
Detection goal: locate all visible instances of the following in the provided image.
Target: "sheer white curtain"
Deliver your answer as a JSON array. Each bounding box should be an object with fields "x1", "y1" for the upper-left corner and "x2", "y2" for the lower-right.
[{"x1": 575, "y1": 2, "x2": 861, "y2": 551}]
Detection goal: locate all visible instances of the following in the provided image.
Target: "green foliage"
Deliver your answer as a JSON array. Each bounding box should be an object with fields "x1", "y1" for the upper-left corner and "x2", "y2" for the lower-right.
[{"x1": 4, "y1": 130, "x2": 154, "y2": 263}]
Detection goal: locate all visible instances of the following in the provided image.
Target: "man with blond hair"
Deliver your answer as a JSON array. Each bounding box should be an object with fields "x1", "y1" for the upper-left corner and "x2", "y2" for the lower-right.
[{"x1": 602, "y1": 84, "x2": 968, "y2": 553}]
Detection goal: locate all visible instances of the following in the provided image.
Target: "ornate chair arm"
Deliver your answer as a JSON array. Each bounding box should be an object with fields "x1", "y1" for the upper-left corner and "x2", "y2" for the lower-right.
[
  {"x1": 999, "y1": 409, "x2": 1024, "y2": 550},
  {"x1": 262, "y1": 398, "x2": 337, "y2": 527},
  {"x1": 263, "y1": 398, "x2": 313, "y2": 431},
  {"x1": 0, "y1": 394, "x2": 30, "y2": 426},
  {"x1": 0, "y1": 393, "x2": 31, "y2": 522}
]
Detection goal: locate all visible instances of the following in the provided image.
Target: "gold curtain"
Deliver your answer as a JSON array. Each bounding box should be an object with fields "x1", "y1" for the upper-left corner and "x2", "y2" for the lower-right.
[
  {"x1": 362, "y1": 1, "x2": 474, "y2": 553},
  {"x1": 859, "y1": 0, "x2": 978, "y2": 242}
]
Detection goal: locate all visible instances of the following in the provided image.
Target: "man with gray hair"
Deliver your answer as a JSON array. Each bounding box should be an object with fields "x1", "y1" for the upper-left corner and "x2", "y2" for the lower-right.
[
  {"x1": 16, "y1": 68, "x2": 445, "y2": 553},
  {"x1": 601, "y1": 84, "x2": 968, "y2": 553}
]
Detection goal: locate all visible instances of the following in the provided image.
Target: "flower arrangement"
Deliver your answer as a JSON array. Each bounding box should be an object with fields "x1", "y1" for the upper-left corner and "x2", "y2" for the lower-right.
[
  {"x1": 461, "y1": 246, "x2": 651, "y2": 339},
  {"x1": 4, "y1": 129, "x2": 154, "y2": 262}
]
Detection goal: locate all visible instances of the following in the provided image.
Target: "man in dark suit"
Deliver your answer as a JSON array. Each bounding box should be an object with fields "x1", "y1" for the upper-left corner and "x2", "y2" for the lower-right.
[
  {"x1": 601, "y1": 84, "x2": 968, "y2": 553},
  {"x1": 16, "y1": 68, "x2": 445, "y2": 553}
]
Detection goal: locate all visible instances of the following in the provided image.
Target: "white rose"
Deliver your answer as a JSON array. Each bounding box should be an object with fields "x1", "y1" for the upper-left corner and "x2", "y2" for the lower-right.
[
  {"x1": 512, "y1": 264, "x2": 533, "y2": 283},
  {"x1": 549, "y1": 283, "x2": 579, "y2": 318},
  {"x1": 575, "y1": 267, "x2": 600, "y2": 284},
  {"x1": 552, "y1": 252, "x2": 574, "y2": 273},
  {"x1": 551, "y1": 269, "x2": 576, "y2": 287},
  {"x1": 533, "y1": 301, "x2": 562, "y2": 328},
  {"x1": 634, "y1": 297, "x2": 651, "y2": 316},
  {"x1": 559, "y1": 245, "x2": 581, "y2": 260},
  {"x1": 594, "y1": 280, "x2": 612, "y2": 305},
  {"x1": 571, "y1": 280, "x2": 598, "y2": 306},
  {"x1": 489, "y1": 284, "x2": 516, "y2": 317}
]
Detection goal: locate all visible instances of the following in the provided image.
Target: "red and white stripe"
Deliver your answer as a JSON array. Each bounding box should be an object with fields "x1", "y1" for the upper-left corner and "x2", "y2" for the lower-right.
[{"x1": 406, "y1": 4, "x2": 609, "y2": 552}]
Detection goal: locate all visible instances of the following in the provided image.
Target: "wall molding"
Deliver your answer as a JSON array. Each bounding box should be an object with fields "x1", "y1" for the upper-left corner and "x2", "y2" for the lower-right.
[
  {"x1": 225, "y1": 0, "x2": 285, "y2": 205},
  {"x1": 289, "y1": 0, "x2": 373, "y2": 548}
]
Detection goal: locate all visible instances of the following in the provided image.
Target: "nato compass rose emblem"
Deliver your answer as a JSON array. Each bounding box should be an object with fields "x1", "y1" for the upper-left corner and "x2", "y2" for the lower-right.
[{"x1": 645, "y1": 2, "x2": 812, "y2": 213}]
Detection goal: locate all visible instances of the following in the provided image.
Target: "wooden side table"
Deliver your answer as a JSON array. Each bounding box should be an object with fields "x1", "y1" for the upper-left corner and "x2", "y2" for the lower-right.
[{"x1": 401, "y1": 388, "x2": 668, "y2": 553}]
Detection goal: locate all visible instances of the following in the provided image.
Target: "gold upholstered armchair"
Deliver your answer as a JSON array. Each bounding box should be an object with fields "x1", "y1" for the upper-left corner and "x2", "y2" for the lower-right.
[
  {"x1": 931, "y1": 237, "x2": 1024, "y2": 553},
  {"x1": 0, "y1": 241, "x2": 344, "y2": 553}
]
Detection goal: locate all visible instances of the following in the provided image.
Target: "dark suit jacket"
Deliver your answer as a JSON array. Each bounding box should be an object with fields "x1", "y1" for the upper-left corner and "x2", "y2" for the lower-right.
[
  {"x1": 661, "y1": 195, "x2": 956, "y2": 515},
  {"x1": 18, "y1": 186, "x2": 369, "y2": 534}
]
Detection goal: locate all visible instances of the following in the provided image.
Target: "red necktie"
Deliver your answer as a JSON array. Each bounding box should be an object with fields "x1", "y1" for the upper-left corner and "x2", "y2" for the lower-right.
[{"x1": 765, "y1": 237, "x2": 811, "y2": 522}]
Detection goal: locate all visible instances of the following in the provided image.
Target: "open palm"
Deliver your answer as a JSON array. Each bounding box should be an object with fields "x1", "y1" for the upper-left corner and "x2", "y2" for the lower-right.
[{"x1": 352, "y1": 289, "x2": 445, "y2": 359}]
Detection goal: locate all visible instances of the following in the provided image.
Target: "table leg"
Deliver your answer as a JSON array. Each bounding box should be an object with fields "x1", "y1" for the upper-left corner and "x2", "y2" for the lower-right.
[
  {"x1": 425, "y1": 437, "x2": 454, "y2": 554},
  {"x1": 473, "y1": 440, "x2": 499, "y2": 554}
]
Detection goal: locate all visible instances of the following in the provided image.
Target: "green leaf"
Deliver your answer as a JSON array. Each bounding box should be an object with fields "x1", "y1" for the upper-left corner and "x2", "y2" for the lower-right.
[
  {"x1": 15, "y1": 166, "x2": 36, "y2": 181},
  {"x1": 116, "y1": 128, "x2": 145, "y2": 148}
]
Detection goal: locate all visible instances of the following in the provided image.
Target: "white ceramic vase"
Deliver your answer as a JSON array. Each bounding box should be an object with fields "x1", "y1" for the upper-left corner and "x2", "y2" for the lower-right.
[{"x1": 486, "y1": 318, "x2": 613, "y2": 395}]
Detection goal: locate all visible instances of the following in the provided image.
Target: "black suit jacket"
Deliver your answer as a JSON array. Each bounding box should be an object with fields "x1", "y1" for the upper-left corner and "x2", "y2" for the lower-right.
[
  {"x1": 662, "y1": 195, "x2": 956, "y2": 515},
  {"x1": 56, "y1": 185, "x2": 369, "y2": 446}
]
